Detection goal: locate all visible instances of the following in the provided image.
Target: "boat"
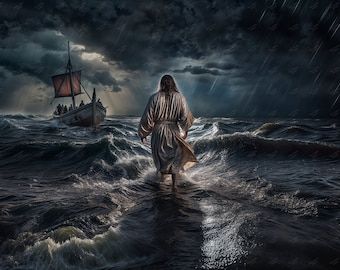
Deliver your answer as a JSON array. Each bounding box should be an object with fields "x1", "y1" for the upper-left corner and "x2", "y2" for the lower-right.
[{"x1": 51, "y1": 41, "x2": 106, "y2": 127}]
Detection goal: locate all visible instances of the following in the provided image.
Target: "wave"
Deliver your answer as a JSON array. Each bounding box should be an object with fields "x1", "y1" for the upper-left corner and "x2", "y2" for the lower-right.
[
  {"x1": 253, "y1": 122, "x2": 315, "y2": 137},
  {"x1": 0, "y1": 135, "x2": 150, "y2": 176},
  {"x1": 193, "y1": 121, "x2": 335, "y2": 145},
  {"x1": 0, "y1": 114, "x2": 39, "y2": 120},
  {"x1": 22, "y1": 226, "x2": 154, "y2": 270},
  {"x1": 0, "y1": 118, "x2": 28, "y2": 133},
  {"x1": 281, "y1": 125, "x2": 311, "y2": 135},
  {"x1": 87, "y1": 154, "x2": 153, "y2": 181},
  {"x1": 193, "y1": 132, "x2": 340, "y2": 159},
  {"x1": 254, "y1": 121, "x2": 338, "y2": 137},
  {"x1": 0, "y1": 137, "x2": 112, "y2": 163},
  {"x1": 1, "y1": 116, "x2": 340, "y2": 270},
  {"x1": 188, "y1": 159, "x2": 319, "y2": 217}
]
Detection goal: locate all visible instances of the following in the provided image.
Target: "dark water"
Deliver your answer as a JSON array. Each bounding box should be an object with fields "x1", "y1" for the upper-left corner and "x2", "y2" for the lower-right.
[{"x1": 0, "y1": 115, "x2": 340, "y2": 270}]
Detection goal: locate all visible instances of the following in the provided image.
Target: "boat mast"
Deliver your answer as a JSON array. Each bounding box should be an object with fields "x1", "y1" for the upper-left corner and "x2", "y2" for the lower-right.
[{"x1": 67, "y1": 41, "x2": 76, "y2": 109}]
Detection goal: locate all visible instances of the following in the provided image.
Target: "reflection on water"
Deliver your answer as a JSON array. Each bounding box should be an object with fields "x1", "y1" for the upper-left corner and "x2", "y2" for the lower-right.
[{"x1": 0, "y1": 115, "x2": 340, "y2": 269}]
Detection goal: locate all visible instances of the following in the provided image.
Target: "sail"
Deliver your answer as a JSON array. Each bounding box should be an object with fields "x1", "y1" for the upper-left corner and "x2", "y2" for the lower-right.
[{"x1": 52, "y1": 70, "x2": 82, "y2": 98}]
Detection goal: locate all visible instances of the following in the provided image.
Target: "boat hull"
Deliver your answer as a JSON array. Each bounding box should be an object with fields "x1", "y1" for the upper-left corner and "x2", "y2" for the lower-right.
[{"x1": 54, "y1": 102, "x2": 106, "y2": 127}]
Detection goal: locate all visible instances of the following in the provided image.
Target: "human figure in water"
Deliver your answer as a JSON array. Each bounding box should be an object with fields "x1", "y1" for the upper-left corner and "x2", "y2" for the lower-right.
[{"x1": 138, "y1": 74, "x2": 197, "y2": 186}]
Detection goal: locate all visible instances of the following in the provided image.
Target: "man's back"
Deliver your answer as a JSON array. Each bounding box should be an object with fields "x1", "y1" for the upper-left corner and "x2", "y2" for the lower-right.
[{"x1": 138, "y1": 75, "x2": 197, "y2": 185}]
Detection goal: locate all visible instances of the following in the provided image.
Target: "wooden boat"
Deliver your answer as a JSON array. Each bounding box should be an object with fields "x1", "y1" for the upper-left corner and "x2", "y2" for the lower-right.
[
  {"x1": 53, "y1": 94, "x2": 106, "y2": 126},
  {"x1": 51, "y1": 41, "x2": 106, "y2": 127}
]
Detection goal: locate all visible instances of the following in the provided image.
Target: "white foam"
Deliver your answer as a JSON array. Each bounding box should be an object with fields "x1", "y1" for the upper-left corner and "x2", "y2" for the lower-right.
[
  {"x1": 187, "y1": 152, "x2": 319, "y2": 216},
  {"x1": 25, "y1": 226, "x2": 151, "y2": 270},
  {"x1": 200, "y1": 199, "x2": 257, "y2": 269}
]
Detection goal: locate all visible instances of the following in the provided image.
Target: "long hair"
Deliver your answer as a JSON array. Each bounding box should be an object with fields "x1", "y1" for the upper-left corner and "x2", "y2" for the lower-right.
[{"x1": 159, "y1": 75, "x2": 179, "y2": 94}]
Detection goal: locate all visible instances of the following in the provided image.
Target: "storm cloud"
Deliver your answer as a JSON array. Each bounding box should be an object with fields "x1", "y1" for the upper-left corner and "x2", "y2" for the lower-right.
[
  {"x1": 173, "y1": 65, "x2": 224, "y2": 76},
  {"x1": 0, "y1": 0, "x2": 339, "y2": 117}
]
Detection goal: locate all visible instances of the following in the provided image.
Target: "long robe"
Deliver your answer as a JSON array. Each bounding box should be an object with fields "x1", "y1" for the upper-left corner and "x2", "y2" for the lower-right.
[{"x1": 138, "y1": 91, "x2": 197, "y2": 174}]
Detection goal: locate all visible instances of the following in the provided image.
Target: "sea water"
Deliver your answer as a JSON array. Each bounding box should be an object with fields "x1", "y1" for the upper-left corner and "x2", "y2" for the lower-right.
[{"x1": 0, "y1": 115, "x2": 339, "y2": 269}]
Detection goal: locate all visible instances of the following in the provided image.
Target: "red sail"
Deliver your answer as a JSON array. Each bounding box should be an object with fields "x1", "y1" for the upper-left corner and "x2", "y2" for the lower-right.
[{"x1": 52, "y1": 70, "x2": 81, "y2": 98}]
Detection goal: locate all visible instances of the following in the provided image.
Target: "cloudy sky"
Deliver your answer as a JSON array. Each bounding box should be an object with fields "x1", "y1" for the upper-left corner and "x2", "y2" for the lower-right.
[{"x1": 0, "y1": 0, "x2": 339, "y2": 117}]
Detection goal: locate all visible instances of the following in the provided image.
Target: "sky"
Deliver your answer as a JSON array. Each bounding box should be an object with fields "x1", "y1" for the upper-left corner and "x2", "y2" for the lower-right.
[{"x1": 0, "y1": 0, "x2": 339, "y2": 117}]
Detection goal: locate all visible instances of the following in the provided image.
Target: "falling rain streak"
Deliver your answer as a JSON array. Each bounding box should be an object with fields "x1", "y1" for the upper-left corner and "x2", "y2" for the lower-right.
[{"x1": 0, "y1": 0, "x2": 338, "y2": 118}]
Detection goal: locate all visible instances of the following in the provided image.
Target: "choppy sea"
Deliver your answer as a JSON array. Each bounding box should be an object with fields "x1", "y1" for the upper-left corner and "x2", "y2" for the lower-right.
[{"x1": 0, "y1": 115, "x2": 340, "y2": 269}]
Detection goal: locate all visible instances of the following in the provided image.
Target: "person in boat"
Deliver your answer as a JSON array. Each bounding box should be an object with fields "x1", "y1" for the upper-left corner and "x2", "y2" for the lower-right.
[
  {"x1": 79, "y1": 100, "x2": 84, "y2": 107},
  {"x1": 63, "y1": 105, "x2": 68, "y2": 113},
  {"x1": 57, "y1": 104, "x2": 62, "y2": 115},
  {"x1": 69, "y1": 104, "x2": 73, "y2": 111},
  {"x1": 138, "y1": 74, "x2": 197, "y2": 186},
  {"x1": 54, "y1": 104, "x2": 60, "y2": 115},
  {"x1": 97, "y1": 98, "x2": 103, "y2": 106}
]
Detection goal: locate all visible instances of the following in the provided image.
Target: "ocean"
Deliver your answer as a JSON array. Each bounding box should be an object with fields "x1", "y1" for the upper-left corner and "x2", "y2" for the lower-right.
[{"x1": 0, "y1": 115, "x2": 339, "y2": 269}]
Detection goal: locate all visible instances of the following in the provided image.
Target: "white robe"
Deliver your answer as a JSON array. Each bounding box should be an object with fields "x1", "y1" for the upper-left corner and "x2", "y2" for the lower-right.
[{"x1": 138, "y1": 91, "x2": 197, "y2": 173}]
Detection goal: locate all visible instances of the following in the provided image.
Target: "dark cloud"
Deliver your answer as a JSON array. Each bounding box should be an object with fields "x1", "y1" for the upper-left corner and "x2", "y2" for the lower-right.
[
  {"x1": 173, "y1": 65, "x2": 223, "y2": 76},
  {"x1": 0, "y1": 0, "x2": 339, "y2": 117},
  {"x1": 0, "y1": 28, "x2": 122, "y2": 112},
  {"x1": 31, "y1": 30, "x2": 67, "y2": 51},
  {"x1": 87, "y1": 71, "x2": 121, "y2": 91},
  {"x1": 204, "y1": 62, "x2": 240, "y2": 70}
]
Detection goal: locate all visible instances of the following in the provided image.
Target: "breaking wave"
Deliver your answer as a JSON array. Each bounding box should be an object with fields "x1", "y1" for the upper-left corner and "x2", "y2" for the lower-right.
[
  {"x1": 194, "y1": 132, "x2": 340, "y2": 159},
  {"x1": 0, "y1": 116, "x2": 339, "y2": 270}
]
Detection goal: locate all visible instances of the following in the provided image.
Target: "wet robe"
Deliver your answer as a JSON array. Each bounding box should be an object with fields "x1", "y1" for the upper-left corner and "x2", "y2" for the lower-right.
[{"x1": 138, "y1": 91, "x2": 197, "y2": 174}]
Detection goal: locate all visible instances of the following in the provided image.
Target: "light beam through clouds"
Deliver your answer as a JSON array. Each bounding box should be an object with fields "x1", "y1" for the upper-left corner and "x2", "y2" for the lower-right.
[{"x1": 0, "y1": 0, "x2": 339, "y2": 117}]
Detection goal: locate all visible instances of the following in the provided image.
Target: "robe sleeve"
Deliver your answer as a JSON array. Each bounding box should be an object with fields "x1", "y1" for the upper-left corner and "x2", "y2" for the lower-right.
[
  {"x1": 178, "y1": 94, "x2": 194, "y2": 132},
  {"x1": 138, "y1": 95, "x2": 155, "y2": 138}
]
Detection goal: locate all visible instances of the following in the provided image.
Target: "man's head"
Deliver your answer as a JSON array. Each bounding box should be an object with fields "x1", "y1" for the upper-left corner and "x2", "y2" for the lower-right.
[{"x1": 159, "y1": 75, "x2": 179, "y2": 93}]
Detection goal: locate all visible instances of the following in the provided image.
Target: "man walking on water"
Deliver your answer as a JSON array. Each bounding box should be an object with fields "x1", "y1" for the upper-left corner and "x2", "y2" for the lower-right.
[{"x1": 138, "y1": 75, "x2": 197, "y2": 186}]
